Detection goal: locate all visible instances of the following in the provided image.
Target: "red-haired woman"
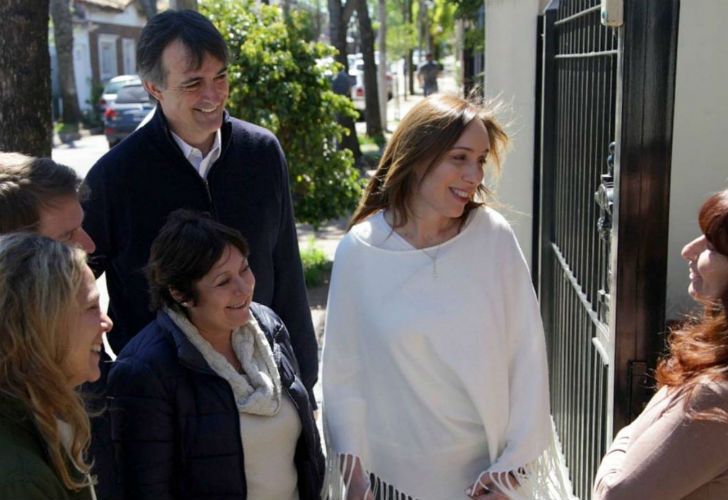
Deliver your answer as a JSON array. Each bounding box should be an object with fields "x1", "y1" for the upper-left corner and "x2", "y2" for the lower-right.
[{"x1": 594, "y1": 189, "x2": 728, "y2": 499}]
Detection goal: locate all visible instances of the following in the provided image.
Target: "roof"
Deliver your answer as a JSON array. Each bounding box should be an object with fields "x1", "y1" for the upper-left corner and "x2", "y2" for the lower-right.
[{"x1": 76, "y1": 0, "x2": 136, "y2": 11}]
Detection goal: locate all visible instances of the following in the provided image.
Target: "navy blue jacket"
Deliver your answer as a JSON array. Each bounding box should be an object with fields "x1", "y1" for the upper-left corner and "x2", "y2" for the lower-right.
[
  {"x1": 107, "y1": 304, "x2": 324, "y2": 500},
  {"x1": 81, "y1": 108, "x2": 318, "y2": 397}
]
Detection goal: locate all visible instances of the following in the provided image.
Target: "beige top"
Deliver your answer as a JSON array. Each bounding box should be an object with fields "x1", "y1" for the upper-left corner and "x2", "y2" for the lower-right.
[
  {"x1": 593, "y1": 379, "x2": 728, "y2": 499},
  {"x1": 239, "y1": 393, "x2": 301, "y2": 500}
]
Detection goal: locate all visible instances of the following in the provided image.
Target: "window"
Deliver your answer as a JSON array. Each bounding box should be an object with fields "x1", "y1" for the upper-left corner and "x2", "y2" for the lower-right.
[
  {"x1": 98, "y1": 34, "x2": 119, "y2": 82},
  {"x1": 122, "y1": 38, "x2": 136, "y2": 75}
]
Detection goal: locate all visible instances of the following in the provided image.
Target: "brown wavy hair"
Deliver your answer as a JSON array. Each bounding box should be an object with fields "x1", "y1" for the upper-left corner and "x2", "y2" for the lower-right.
[
  {"x1": 349, "y1": 94, "x2": 509, "y2": 229},
  {"x1": 0, "y1": 152, "x2": 81, "y2": 234},
  {"x1": 656, "y1": 189, "x2": 728, "y2": 420},
  {"x1": 0, "y1": 233, "x2": 92, "y2": 490}
]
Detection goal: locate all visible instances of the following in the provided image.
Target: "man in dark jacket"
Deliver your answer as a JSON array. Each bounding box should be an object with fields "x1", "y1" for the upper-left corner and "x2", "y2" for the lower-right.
[
  {"x1": 82, "y1": 10, "x2": 319, "y2": 400},
  {"x1": 0, "y1": 153, "x2": 118, "y2": 499}
]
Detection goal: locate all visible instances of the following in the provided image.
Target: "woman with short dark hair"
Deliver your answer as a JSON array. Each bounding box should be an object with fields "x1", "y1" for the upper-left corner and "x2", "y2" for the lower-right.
[
  {"x1": 108, "y1": 210, "x2": 323, "y2": 499},
  {"x1": 594, "y1": 189, "x2": 728, "y2": 499}
]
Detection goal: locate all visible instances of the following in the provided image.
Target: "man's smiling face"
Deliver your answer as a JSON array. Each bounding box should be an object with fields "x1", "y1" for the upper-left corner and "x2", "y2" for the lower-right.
[{"x1": 145, "y1": 39, "x2": 229, "y2": 152}]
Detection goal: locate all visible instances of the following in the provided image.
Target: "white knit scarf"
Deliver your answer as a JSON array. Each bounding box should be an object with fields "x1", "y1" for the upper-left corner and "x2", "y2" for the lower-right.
[{"x1": 165, "y1": 307, "x2": 282, "y2": 416}]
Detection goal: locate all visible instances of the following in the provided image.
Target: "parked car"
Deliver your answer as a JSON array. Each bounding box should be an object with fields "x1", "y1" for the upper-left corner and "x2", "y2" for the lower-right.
[
  {"x1": 97, "y1": 74, "x2": 141, "y2": 115},
  {"x1": 349, "y1": 57, "x2": 394, "y2": 119},
  {"x1": 104, "y1": 83, "x2": 154, "y2": 148}
]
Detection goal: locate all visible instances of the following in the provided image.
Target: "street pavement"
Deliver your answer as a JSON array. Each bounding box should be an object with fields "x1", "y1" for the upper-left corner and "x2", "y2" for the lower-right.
[{"x1": 52, "y1": 133, "x2": 109, "y2": 179}]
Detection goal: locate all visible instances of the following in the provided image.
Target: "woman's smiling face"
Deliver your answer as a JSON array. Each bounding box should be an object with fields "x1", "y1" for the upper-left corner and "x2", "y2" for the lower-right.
[
  {"x1": 186, "y1": 244, "x2": 255, "y2": 337},
  {"x1": 682, "y1": 234, "x2": 728, "y2": 302},
  {"x1": 64, "y1": 264, "x2": 113, "y2": 387},
  {"x1": 409, "y1": 119, "x2": 491, "y2": 222}
]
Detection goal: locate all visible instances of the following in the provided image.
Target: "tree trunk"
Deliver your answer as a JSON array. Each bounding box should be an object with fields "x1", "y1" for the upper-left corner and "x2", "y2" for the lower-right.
[
  {"x1": 0, "y1": 0, "x2": 52, "y2": 156},
  {"x1": 328, "y1": 0, "x2": 354, "y2": 69},
  {"x1": 174, "y1": 0, "x2": 198, "y2": 10},
  {"x1": 406, "y1": 0, "x2": 415, "y2": 96},
  {"x1": 376, "y1": 0, "x2": 386, "y2": 130},
  {"x1": 138, "y1": 0, "x2": 157, "y2": 19},
  {"x1": 354, "y1": 0, "x2": 382, "y2": 139},
  {"x1": 328, "y1": 0, "x2": 360, "y2": 161},
  {"x1": 314, "y1": 0, "x2": 322, "y2": 41},
  {"x1": 50, "y1": 0, "x2": 81, "y2": 127}
]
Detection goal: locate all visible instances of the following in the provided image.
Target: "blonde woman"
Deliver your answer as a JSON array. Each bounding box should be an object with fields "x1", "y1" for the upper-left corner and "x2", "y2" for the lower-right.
[{"x1": 0, "y1": 233, "x2": 113, "y2": 499}]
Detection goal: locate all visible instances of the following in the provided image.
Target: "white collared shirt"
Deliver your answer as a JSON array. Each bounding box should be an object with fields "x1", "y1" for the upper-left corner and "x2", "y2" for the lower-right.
[{"x1": 171, "y1": 129, "x2": 222, "y2": 179}]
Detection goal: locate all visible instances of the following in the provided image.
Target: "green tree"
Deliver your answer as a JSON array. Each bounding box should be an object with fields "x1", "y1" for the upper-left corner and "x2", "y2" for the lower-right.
[
  {"x1": 354, "y1": 0, "x2": 383, "y2": 138},
  {"x1": 138, "y1": 0, "x2": 157, "y2": 19},
  {"x1": 385, "y1": 0, "x2": 416, "y2": 95},
  {"x1": 50, "y1": 0, "x2": 82, "y2": 128},
  {"x1": 173, "y1": 0, "x2": 199, "y2": 9},
  {"x1": 200, "y1": 0, "x2": 363, "y2": 226}
]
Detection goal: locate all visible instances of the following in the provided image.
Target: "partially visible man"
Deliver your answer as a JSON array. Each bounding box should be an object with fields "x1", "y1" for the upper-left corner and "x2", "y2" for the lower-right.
[
  {"x1": 417, "y1": 53, "x2": 443, "y2": 97},
  {"x1": 82, "y1": 10, "x2": 319, "y2": 400},
  {"x1": 0, "y1": 152, "x2": 117, "y2": 500},
  {"x1": 0, "y1": 152, "x2": 95, "y2": 252}
]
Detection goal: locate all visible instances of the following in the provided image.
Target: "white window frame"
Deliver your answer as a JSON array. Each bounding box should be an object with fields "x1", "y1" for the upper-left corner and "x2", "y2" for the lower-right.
[
  {"x1": 98, "y1": 34, "x2": 119, "y2": 82},
  {"x1": 122, "y1": 38, "x2": 136, "y2": 75}
]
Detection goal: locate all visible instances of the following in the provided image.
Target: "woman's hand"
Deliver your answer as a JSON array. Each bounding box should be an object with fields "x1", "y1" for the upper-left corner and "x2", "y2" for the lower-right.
[
  {"x1": 342, "y1": 455, "x2": 374, "y2": 500},
  {"x1": 346, "y1": 486, "x2": 374, "y2": 500},
  {"x1": 466, "y1": 472, "x2": 518, "y2": 500}
]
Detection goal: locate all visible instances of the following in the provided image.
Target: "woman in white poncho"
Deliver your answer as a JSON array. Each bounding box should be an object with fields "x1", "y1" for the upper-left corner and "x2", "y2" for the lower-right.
[{"x1": 322, "y1": 94, "x2": 569, "y2": 500}]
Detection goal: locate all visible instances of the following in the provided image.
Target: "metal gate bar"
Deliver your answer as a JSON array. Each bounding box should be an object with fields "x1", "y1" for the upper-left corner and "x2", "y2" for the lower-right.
[{"x1": 540, "y1": 0, "x2": 618, "y2": 497}]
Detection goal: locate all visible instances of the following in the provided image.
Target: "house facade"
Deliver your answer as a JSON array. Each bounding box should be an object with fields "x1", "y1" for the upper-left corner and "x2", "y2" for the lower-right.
[{"x1": 52, "y1": 0, "x2": 147, "y2": 113}]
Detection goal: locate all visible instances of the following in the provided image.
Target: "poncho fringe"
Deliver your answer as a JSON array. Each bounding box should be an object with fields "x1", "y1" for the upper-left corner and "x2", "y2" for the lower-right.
[{"x1": 322, "y1": 418, "x2": 574, "y2": 500}]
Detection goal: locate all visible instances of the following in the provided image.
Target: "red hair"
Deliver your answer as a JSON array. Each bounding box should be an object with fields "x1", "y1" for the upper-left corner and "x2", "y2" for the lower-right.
[{"x1": 656, "y1": 189, "x2": 728, "y2": 419}]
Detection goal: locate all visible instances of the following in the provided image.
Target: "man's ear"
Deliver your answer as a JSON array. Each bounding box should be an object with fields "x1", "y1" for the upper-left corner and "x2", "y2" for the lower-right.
[{"x1": 144, "y1": 80, "x2": 164, "y2": 102}]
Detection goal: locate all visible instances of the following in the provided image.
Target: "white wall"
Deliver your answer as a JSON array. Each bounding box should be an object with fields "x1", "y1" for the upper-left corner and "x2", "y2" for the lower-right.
[
  {"x1": 666, "y1": 1, "x2": 728, "y2": 319},
  {"x1": 73, "y1": 28, "x2": 93, "y2": 111},
  {"x1": 484, "y1": 0, "x2": 541, "y2": 266}
]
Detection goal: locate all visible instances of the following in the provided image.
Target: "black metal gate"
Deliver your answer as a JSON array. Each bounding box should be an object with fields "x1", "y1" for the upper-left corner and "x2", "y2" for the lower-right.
[{"x1": 536, "y1": 0, "x2": 679, "y2": 498}]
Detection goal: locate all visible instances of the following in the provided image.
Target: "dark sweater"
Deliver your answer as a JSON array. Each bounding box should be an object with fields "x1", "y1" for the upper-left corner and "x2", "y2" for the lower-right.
[
  {"x1": 107, "y1": 304, "x2": 324, "y2": 500},
  {"x1": 81, "y1": 108, "x2": 318, "y2": 396}
]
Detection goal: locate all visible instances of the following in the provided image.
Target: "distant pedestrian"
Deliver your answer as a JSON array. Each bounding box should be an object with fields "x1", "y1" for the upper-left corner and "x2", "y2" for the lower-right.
[
  {"x1": 81, "y1": 9, "x2": 319, "y2": 404},
  {"x1": 417, "y1": 53, "x2": 443, "y2": 96},
  {"x1": 332, "y1": 68, "x2": 352, "y2": 97},
  {"x1": 331, "y1": 67, "x2": 362, "y2": 160},
  {"x1": 322, "y1": 94, "x2": 570, "y2": 499},
  {"x1": 594, "y1": 188, "x2": 728, "y2": 500}
]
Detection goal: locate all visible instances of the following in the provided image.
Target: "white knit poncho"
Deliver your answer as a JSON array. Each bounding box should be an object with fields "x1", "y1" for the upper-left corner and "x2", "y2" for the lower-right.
[{"x1": 322, "y1": 207, "x2": 570, "y2": 500}]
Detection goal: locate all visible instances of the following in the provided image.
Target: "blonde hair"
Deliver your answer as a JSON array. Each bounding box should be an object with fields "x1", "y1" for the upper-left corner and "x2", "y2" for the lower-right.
[
  {"x1": 349, "y1": 94, "x2": 509, "y2": 229},
  {"x1": 0, "y1": 233, "x2": 92, "y2": 490}
]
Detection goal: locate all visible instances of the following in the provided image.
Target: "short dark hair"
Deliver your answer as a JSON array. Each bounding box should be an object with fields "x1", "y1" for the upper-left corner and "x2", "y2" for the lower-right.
[
  {"x1": 146, "y1": 209, "x2": 249, "y2": 313},
  {"x1": 0, "y1": 153, "x2": 81, "y2": 234},
  {"x1": 137, "y1": 9, "x2": 229, "y2": 87}
]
